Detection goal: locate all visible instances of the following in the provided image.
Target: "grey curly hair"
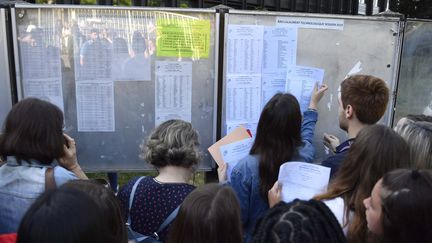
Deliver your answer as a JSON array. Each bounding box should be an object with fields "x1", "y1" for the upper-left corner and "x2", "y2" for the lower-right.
[{"x1": 141, "y1": 119, "x2": 201, "y2": 168}]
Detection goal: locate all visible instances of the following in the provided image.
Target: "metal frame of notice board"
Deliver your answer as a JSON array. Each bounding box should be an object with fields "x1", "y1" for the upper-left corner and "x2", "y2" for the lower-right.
[
  {"x1": 0, "y1": 8, "x2": 13, "y2": 128},
  {"x1": 221, "y1": 10, "x2": 403, "y2": 162},
  {"x1": 393, "y1": 19, "x2": 432, "y2": 124},
  {"x1": 11, "y1": 4, "x2": 219, "y2": 171}
]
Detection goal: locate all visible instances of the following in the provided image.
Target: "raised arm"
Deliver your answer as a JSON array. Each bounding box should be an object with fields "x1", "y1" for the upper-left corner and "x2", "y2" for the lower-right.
[
  {"x1": 58, "y1": 134, "x2": 88, "y2": 179},
  {"x1": 299, "y1": 83, "x2": 328, "y2": 162}
]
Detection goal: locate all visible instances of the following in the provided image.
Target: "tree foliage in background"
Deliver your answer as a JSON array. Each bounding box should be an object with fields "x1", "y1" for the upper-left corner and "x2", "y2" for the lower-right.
[
  {"x1": 391, "y1": 0, "x2": 432, "y2": 19},
  {"x1": 32, "y1": 0, "x2": 432, "y2": 19}
]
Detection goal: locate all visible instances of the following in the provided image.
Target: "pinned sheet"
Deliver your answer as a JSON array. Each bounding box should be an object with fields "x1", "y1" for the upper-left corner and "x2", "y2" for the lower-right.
[
  {"x1": 346, "y1": 61, "x2": 363, "y2": 78},
  {"x1": 156, "y1": 19, "x2": 210, "y2": 59},
  {"x1": 276, "y1": 17, "x2": 344, "y2": 31},
  {"x1": 285, "y1": 65, "x2": 325, "y2": 112}
]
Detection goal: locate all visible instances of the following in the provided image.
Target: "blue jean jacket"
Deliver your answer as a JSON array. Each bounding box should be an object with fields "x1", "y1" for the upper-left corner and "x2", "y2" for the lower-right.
[
  {"x1": 230, "y1": 110, "x2": 317, "y2": 242},
  {"x1": 0, "y1": 157, "x2": 77, "y2": 234}
]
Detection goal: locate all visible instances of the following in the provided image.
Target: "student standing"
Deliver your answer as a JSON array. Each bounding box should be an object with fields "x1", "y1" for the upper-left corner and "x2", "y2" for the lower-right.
[
  {"x1": 227, "y1": 84, "x2": 328, "y2": 242},
  {"x1": 322, "y1": 75, "x2": 389, "y2": 177}
]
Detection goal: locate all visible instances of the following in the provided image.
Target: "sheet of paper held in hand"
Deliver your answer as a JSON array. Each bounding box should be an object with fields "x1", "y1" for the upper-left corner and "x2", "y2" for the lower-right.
[
  {"x1": 208, "y1": 126, "x2": 251, "y2": 167},
  {"x1": 219, "y1": 137, "x2": 254, "y2": 182},
  {"x1": 278, "y1": 162, "x2": 331, "y2": 203}
]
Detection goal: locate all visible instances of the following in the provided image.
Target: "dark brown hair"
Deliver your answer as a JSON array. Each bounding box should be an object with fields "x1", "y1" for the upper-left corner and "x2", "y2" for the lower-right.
[
  {"x1": 17, "y1": 187, "x2": 119, "y2": 243},
  {"x1": 167, "y1": 183, "x2": 243, "y2": 243},
  {"x1": 0, "y1": 98, "x2": 64, "y2": 165},
  {"x1": 315, "y1": 125, "x2": 411, "y2": 243},
  {"x1": 380, "y1": 169, "x2": 432, "y2": 243},
  {"x1": 251, "y1": 93, "x2": 303, "y2": 200},
  {"x1": 143, "y1": 119, "x2": 201, "y2": 168},
  {"x1": 341, "y1": 75, "x2": 389, "y2": 124},
  {"x1": 61, "y1": 180, "x2": 127, "y2": 243}
]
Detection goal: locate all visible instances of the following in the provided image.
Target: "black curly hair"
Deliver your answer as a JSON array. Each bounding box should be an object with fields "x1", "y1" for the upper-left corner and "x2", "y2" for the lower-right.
[{"x1": 252, "y1": 199, "x2": 346, "y2": 243}]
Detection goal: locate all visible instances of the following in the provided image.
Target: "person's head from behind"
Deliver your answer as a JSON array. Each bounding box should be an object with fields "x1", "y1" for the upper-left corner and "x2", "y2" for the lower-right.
[
  {"x1": 363, "y1": 169, "x2": 432, "y2": 243},
  {"x1": 315, "y1": 124, "x2": 410, "y2": 242},
  {"x1": 252, "y1": 199, "x2": 346, "y2": 243},
  {"x1": 61, "y1": 180, "x2": 127, "y2": 243},
  {"x1": 251, "y1": 93, "x2": 302, "y2": 200},
  {"x1": 113, "y1": 37, "x2": 129, "y2": 55},
  {"x1": 338, "y1": 75, "x2": 389, "y2": 131},
  {"x1": 167, "y1": 183, "x2": 242, "y2": 243},
  {"x1": 131, "y1": 31, "x2": 146, "y2": 55},
  {"x1": 395, "y1": 114, "x2": 432, "y2": 127},
  {"x1": 29, "y1": 28, "x2": 44, "y2": 46},
  {"x1": 17, "y1": 187, "x2": 118, "y2": 243},
  {"x1": 143, "y1": 119, "x2": 200, "y2": 169},
  {"x1": 394, "y1": 120, "x2": 432, "y2": 169},
  {"x1": 0, "y1": 98, "x2": 64, "y2": 165}
]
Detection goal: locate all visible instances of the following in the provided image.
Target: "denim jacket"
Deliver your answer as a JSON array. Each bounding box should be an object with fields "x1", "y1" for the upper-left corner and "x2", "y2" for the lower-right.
[
  {"x1": 230, "y1": 110, "x2": 318, "y2": 242},
  {"x1": 0, "y1": 157, "x2": 77, "y2": 234}
]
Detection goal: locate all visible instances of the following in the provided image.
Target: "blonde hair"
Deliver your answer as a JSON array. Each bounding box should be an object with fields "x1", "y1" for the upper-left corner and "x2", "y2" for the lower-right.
[
  {"x1": 142, "y1": 119, "x2": 201, "y2": 168},
  {"x1": 395, "y1": 121, "x2": 432, "y2": 169}
]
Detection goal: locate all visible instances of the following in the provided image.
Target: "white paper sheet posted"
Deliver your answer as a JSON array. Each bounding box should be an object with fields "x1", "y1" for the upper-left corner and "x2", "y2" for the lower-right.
[
  {"x1": 285, "y1": 65, "x2": 324, "y2": 112},
  {"x1": 155, "y1": 61, "x2": 192, "y2": 125},
  {"x1": 262, "y1": 71, "x2": 286, "y2": 107},
  {"x1": 227, "y1": 25, "x2": 263, "y2": 75},
  {"x1": 226, "y1": 122, "x2": 257, "y2": 137},
  {"x1": 220, "y1": 137, "x2": 253, "y2": 182},
  {"x1": 276, "y1": 17, "x2": 344, "y2": 31},
  {"x1": 23, "y1": 78, "x2": 64, "y2": 112},
  {"x1": 226, "y1": 75, "x2": 261, "y2": 122},
  {"x1": 19, "y1": 30, "x2": 64, "y2": 112},
  {"x1": 278, "y1": 161, "x2": 330, "y2": 203},
  {"x1": 76, "y1": 81, "x2": 115, "y2": 132},
  {"x1": 262, "y1": 26, "x2": 297, "y2": 73}
]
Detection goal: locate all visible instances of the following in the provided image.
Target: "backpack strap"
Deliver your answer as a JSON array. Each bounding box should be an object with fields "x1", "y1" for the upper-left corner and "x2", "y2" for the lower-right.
[
  {"x1": 126, "y1": 176, "x2": 180, "y2": 242},
  {"x1": 127, "y1": 176, "x2": 147, "y2": 242},
  {"x1": 156, "y1": 206, "x2": 180, "y2": 233},
  {"x1": 127, "y1": 176, "x2": 146, "y2": 225}
]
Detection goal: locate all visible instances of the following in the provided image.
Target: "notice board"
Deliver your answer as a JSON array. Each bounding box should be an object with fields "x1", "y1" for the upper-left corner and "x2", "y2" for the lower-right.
[
  {"x1": 394, "y1": 19, "x2": 432, "y2": 123},
  {"x1": 221, "y1": 10, "x2": 402, "y2": 162},
  {"x1": 0, "y1": 9, "x2": 13, "y2": 128},
  {"x1": 11, "y1": 5, "x2": 219, "y2": 171}
]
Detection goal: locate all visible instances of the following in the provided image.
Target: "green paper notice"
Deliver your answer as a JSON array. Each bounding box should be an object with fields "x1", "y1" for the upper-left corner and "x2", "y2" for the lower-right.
[{"x1": 156, "y1": 18, "x2": 210, "y2": 58}]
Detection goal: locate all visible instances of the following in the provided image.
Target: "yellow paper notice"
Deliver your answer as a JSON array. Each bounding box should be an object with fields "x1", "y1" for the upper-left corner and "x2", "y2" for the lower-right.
[{"x1": 156, "y1": 18, "x2": 210, "y2": 58}]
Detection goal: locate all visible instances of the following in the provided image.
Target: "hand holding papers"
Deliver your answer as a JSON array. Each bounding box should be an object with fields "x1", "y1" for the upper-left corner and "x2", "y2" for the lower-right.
[
  {"x1": 219, "y1": 137, "x2": 253, "y2": 182},
  {"x1": 277, "y1": 162, "x2": 330, "y2": 203},
  {"x1": 208, "y1": 126, "x2": 252, "y2": 182}
]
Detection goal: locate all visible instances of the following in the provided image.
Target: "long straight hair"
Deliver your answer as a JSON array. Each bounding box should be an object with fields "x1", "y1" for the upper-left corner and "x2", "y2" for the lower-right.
[
  {"x1": 315, "y1": 125, "x2": 411, "y2": 243},
  {"x1": 251, "y1": 93, "x2": 303, "y2": 200}
]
